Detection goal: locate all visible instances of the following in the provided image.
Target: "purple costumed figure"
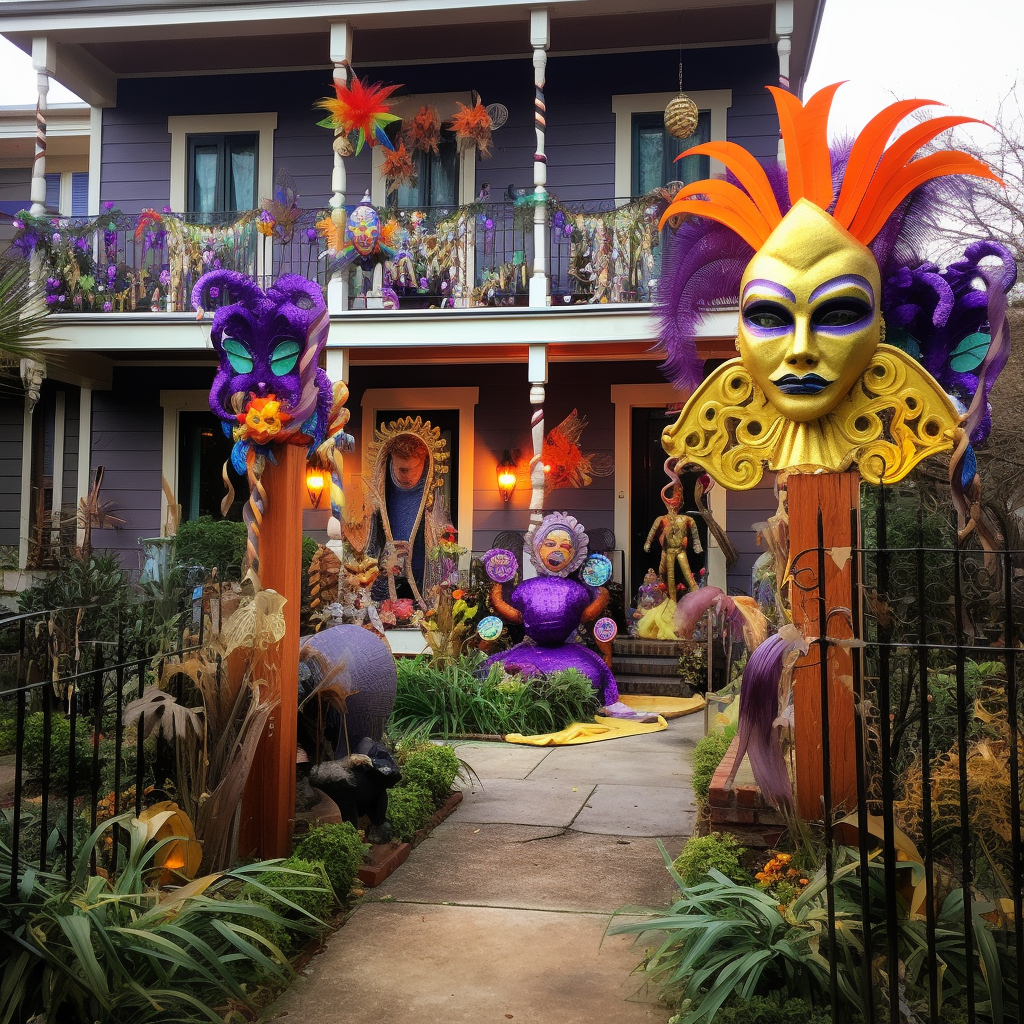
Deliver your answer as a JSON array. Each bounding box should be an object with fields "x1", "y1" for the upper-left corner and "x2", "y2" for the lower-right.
[{"x1": 482, "y1": 512, "x2": 652, "y2": 721}]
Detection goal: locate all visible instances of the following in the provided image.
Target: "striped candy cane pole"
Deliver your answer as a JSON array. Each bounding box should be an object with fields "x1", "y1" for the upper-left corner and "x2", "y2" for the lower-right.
[{"x1": 244, "y1": 448, "x2": 266, "y2": 580}]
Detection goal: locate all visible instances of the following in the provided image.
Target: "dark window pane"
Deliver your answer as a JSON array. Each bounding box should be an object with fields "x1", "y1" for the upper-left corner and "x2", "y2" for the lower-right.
[{"x1": 187, "y1": 132, "x2": 258, "y2": 215}]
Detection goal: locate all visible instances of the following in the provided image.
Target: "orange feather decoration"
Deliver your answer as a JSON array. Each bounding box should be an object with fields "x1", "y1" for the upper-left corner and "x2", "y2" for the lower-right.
[
  {"x1": 448, "y1": 100, "x2": 493, "y2": 158},
  {"x1": 402, "y1": 104, "x2": 442, "y2": 155},
  {"x1": 381, "y1": 142, "x2": 417, "y2": 195}
]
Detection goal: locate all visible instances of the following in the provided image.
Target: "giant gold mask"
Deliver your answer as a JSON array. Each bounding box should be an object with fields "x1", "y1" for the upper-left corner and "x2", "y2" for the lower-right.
[{"x1": 737, "y1": 200, "x2": 881, "y2": 423}]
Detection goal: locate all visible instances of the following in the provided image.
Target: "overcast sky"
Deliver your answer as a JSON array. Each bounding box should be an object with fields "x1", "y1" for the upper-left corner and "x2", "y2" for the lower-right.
[{"x1": 0, "y1": 0, "x2": 1020, "y2": 136}]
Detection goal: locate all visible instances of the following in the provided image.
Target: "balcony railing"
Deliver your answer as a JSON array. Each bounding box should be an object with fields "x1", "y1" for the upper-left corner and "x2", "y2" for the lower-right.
[{"x1": 8, "y1": 192, "x2": 670, "y2": 314}]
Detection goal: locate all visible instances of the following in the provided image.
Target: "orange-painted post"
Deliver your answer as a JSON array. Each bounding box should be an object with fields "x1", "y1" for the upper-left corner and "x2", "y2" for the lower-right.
[
  {"x1": 238, "y1": 445, "x2": 303, "y2": 859},
  {"x1": 787, "y1": 472, "x2": 859, "y2": 821}
]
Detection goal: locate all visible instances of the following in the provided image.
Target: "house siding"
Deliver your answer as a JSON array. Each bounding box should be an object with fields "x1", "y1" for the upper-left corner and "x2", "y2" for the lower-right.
[
  {"x1": 103, "y1": 46, "x2": 779, "y2": 214},
  {"x1": 61, "y1": 385, "x2": 80, "y2": 511},
  {"x1": 0, "y1": 388, "x2": 24, "y2": 548}
]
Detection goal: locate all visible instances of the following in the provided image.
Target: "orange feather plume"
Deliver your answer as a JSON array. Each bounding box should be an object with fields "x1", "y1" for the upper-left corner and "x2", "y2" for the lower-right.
[
  {"x1": 402, "y1": 104, "x2": 442, "y2": 155},
  {"x1": 448, "y1": 100, "x2": 493, "y2": 158},
  {"x1": 661, "y1": 82, "x2": 1004, "y2": 249},
  {"x1": 381, "y1": 141, "x2": 417, "y2": 195}
]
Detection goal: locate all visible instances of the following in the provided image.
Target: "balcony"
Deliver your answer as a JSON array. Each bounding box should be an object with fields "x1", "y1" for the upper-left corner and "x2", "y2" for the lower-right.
[{"x1": 8, "y1": 191, "x2": 671, "y2": 316}]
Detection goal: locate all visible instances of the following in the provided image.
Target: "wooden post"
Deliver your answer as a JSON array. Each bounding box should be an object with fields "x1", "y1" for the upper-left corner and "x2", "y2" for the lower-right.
[
  {"x1": 238, "y1": 445, "x2": 303, "y2": 859},
  {"x1": 787, "y1": 472, "x2": 859, "y2": 821}
]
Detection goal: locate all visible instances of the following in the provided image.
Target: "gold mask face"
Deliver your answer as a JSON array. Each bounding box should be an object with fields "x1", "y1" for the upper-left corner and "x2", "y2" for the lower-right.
[{"x1": 737, "y1": 199, "x2": 882, "y2": 423}]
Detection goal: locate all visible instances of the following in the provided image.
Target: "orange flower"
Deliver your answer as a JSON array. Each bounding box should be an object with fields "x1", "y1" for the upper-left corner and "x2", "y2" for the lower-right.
[
  {"x1": 237, "y1": 395, "x2": 291, "y2": 444},
  {"x1": 381, "y1": 142, "x2": 417, "y2": 195},
  {"x1": 402, "y1": 104, "x2": 442, "y2": 155}
]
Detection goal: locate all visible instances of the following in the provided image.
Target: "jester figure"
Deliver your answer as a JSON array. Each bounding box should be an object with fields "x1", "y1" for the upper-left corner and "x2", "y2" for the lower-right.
[
  {"x1": 656, "y1": 83, "x2": 1014, "y2": 535},
  {"x1": 194, "y1": 272, "x2": 345, "y2": 576},
  {"x1": 481, "y1": 513, "x2": 651, "y2": 720}
]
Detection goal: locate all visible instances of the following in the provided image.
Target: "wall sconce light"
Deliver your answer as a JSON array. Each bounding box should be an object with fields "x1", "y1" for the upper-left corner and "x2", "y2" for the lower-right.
[
  {"x1": 496, "y1": 450, "x2": 518, "y2": 505},
  {"x1": 305, "y1": 467, "x2": 325, "y2": 509}
]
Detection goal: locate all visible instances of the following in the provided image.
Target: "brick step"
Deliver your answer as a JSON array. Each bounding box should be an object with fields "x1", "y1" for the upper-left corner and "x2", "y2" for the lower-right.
[
  {"x1": 614, "y1": 673, "x2": 693, "y2": 698},
  {"x1": 613, "y1": 637, "x2": 704, "y2": 658},
  {"x1": 612, "y1": 655, "x2": 681, "y2": 677}
]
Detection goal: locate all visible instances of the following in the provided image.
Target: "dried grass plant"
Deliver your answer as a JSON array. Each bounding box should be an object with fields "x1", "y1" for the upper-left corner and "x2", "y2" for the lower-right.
[{"x1": 124, "y1": 587, "x2": 287, "y2": 872}]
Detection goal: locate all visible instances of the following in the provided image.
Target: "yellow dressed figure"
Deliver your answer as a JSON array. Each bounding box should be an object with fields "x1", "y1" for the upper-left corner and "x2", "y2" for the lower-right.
[{"x1": 644, "y1": 481, "x2": 703, "y2": 597}]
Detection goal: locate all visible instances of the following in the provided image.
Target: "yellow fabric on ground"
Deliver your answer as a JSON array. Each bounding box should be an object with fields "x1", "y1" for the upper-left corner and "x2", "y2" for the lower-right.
[
  {"x1": 636, "y1": 599, "x2": 679, "y2": 640},
  {"x1": 620, "y1": 694, "x2": 705, "y2": 719},
  {"x1": 504, "y1": 715, "x2": 667, "y2": 745}
]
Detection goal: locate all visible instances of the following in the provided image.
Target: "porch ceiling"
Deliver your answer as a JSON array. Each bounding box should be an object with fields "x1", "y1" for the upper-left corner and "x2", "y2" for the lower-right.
[{"x1": 0, "y1": 0, "x2": 823, "y2": 98}]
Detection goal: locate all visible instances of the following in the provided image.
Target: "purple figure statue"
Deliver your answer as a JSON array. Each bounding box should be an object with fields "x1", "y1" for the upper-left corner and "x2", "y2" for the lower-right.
[{"x1": 482, "y1": 512, "x2": 653, "y2": 721}]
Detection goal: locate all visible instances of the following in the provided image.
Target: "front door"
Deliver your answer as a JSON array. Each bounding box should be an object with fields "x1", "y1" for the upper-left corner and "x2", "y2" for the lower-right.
[{"x1": 629, "y1": 407, "x2": 707, "y2": 605}]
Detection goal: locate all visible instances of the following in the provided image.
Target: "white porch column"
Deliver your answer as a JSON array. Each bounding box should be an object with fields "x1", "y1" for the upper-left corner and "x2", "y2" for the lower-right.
[
  {"x1": 29, "y1": 37, "x2": 56, "y2": 217},
  {"x1": 524, "y1": 344, "x2": 548, "y2": 578},
  {"x1": 327, "y1": 22, "x2": 351, "y2": 315},
  {"x1": 775, "y1": 0, "x2": 794, "y2": 161},
  {"x1": 528, "y1": 9, "x2": 550, "y2": 308}
]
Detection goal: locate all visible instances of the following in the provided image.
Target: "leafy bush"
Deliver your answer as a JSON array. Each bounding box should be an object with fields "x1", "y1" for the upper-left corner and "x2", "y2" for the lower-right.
[
  {"x1": 672, "y1": 832, "x2": 749, "y2": 887},
  {"x1": 399, "y1": 744, "x2": 461, "y2": 804},
  {"x1": 173, "y1": 516, "x2": 247, "y2": 577},
  {"x1": 692, "y1": 732, "x2": 731, "y2": 802},
  {"x1": 21, "y1": 710, "x2": 99, "y2": 793},
  {"x1": 294, "y1": 821, "x2": 369, "y2": 898},
  {"x1": 392, "y1": 653, "x2": 598, "y2": 737},
  {"x1": 242, "y1": 856, "x2": 338, "y2": 953},
  {"x1": 385, "y1": 784, "x2": 435, "y2": 843},
  {"x1": 712, "y1": 996, "x2": 832, "y2": 1024},
  {"x1": 4, "y1": 812, "x2": 304, "y2": 1023}
]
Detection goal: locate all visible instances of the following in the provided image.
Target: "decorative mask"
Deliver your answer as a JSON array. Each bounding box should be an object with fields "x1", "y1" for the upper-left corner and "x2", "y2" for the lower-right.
[
  {"x1": 347, "y1": 201, "x2": 381, "y2": 258},
  {"x1": 526, "y1": 512, "x2": 589, "y2": 578},
  {"x1": 656, "y1": 84, "x2": 1008, "y2": 487}
]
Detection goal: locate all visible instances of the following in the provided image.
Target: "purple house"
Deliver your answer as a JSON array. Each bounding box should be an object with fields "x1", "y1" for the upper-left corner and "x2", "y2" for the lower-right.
[{"x1": 0, "y1": 0, "x2": 823, "y2": 603}]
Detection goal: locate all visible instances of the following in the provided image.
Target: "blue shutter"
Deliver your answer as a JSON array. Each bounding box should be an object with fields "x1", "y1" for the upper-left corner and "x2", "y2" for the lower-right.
[
  {"x1": 45, "y1": 172, "x2": 60, "y2": 212},
  {"x1": 71, "y1": 172, "x2": 89, "y2": 216}
]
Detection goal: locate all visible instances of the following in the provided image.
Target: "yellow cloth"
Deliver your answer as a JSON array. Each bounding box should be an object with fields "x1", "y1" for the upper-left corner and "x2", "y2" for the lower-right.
[
  {"x1": 505, "y1": 714, "x2": 667, "y2": 746},
  {"x1": 636, "y1": 599, "x2": 679, "y2": 640},
  {"x1": 620, "y1": 694, "x2": 705, "y2": 719}
]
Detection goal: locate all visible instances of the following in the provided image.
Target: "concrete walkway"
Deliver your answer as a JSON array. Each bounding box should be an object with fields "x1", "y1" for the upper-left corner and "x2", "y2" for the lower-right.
[{"x1": 267, "y1": 713, "x2": 703, "y2": 1024}]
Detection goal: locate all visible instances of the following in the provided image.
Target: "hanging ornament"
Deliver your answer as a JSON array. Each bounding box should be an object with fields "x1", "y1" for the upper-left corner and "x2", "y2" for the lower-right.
[{"x1": 664, "y1": 60, "x2": 699, "y2": 140}]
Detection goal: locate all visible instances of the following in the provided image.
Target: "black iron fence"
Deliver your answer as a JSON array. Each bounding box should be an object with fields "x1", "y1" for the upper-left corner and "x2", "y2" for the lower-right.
[
  {"x1": 0, "y1": 596, "x2": 202, "y2": 888},
  {"x1": 790, "y1": 482, "x2": 1024, "y2": 1023}
]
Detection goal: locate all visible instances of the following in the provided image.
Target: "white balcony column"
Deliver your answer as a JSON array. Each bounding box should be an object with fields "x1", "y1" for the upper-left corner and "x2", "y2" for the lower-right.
[
  {"x1": 29, "y1": 37, "x2": 56, "y2": 217},
  {"x1": 524, "y1": 343, "x2": 548, "y2": 578},
  {"x1": 327, "y1": 22, "x2": 351, "y2": 315},
  {"x1": 528, "y1": 9, "x2": 550, "y2": 308},
  {"x1": 775, "y1": 0, "x2": 794, "y2": 161}
]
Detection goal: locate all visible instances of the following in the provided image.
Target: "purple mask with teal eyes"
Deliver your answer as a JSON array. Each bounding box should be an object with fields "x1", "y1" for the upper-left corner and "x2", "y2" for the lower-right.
[{"x1": 193, "y1": 271, "x2": 333, "y2": 446}]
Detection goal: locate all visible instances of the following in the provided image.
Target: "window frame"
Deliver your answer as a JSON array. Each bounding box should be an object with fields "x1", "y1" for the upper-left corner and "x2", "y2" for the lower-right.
[
  {"x1": 611, "y1": 89, "x2": 732, "y2": 204},
  {"x1": 168, "y1": 113, "x2": 277, "y2": 215},
  {"x1": 630, "y1": 109, "x2": 711, "y2": 197},
  {"x1": 185, "y1": 131, "x2": 259, "y2": 215}
]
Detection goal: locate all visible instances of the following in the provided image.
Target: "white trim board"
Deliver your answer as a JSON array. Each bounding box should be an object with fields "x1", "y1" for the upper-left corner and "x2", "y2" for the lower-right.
[
  {"x1": 167, "y1": 112, "x2": 277, "y2": 213},
  {"x1": 159, "y1": 389, "x2": 213, "y2": 536},
  {"x1": 360, "y1": 386, "x2": 479, "y2": 553},
  {"x1": 611, "y1": 88, "x2": 732, "y2": 200}
]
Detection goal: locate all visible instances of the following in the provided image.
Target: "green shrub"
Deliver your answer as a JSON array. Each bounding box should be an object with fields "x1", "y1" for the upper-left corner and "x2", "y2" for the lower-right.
[
  {"x1": 386, "y1": 784, "x2": 435, "y2": 843},
  {"x1": 173, "y1": 516, "x2": 247, "y2": 577},
  {"x1": 673, "y1": 832, "x2": 749, "y2": 887},
  {"x1": 399, "y1": 744, "x2": 461, "y2": 804},
  {"x1": 21, "y1": 711, "x2": 98, "y2": 793},
  {"x1": 712, "y1": 996, "x2": 833, "y2": 1024},
  {"x1": 242, "y1": 856, "x2": 337, "y2": 953},
  {"x1": 692, "y1": 731, "x2": 731, "y2": 802},
  {"x1": 294, "y1": 821, "x2": 369, "y2": 899}
]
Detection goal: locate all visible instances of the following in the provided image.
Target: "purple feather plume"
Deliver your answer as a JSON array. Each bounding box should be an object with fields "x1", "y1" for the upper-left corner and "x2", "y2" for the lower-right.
[{"x1": 731, "y1": 631, "x2": 805, "y2": 812}]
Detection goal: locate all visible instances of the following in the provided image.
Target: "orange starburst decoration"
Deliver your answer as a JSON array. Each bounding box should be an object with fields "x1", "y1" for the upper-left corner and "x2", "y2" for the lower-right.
[
  {"x1": 315, "y1": 75, "x2": 403, "y2": 154},
  {"x1": 448, "y1": 100, "x2": 493, "y2": 158},
  {"x1": 236, "y1": 396, "x2": 291, "y2": 445},
  {"x1": 381, "y1": 141, "x2": 417, "y2": 195},
  {"x1": 402, "y1": 104, "x2": 442, "y2": 154}
]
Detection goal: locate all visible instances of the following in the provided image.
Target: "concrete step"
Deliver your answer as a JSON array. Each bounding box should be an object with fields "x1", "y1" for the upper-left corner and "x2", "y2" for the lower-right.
[{"x1": 613, "y1": 637, "x2": 705, "y2": 658}]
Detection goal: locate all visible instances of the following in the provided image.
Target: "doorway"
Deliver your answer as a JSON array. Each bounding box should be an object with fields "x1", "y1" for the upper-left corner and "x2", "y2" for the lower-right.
[
  {"x1": 177, "y1": 411, "x2": 245, "y2": 522},
  {"x1": 629, "y1": 406, "x2": 707, "y2": 604}
]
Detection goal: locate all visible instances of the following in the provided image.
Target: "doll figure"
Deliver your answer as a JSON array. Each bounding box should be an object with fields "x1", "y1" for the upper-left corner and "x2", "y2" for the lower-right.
[
  {"x1": 481, "y1": 513, "x2": 654, "y2": 721},
  {"x1": 644, "y1": 480, "x2": 703, "y2": 597}
]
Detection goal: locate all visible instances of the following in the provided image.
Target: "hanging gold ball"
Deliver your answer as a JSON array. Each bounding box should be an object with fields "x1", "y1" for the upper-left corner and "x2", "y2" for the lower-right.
[{"x1": 664, "y1": 93, "x2": 699, "y2": 140}]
